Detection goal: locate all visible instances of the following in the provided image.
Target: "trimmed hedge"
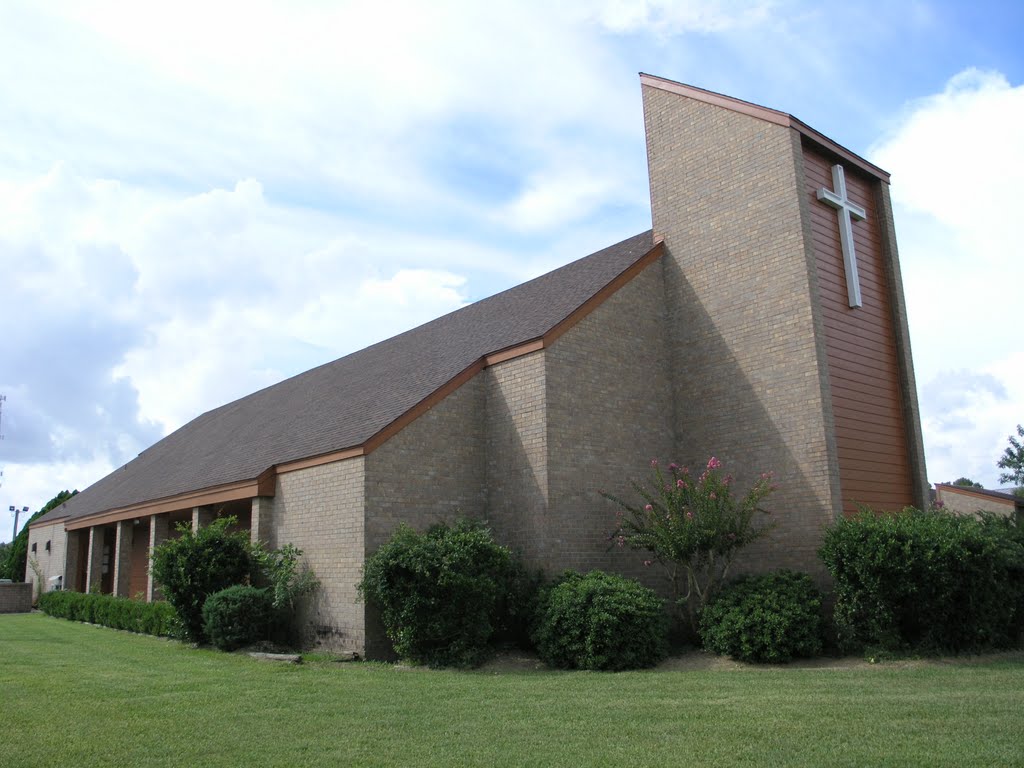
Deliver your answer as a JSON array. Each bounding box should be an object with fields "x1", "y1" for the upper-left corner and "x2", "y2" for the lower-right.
[
  {"x1": 202, "y1": 585, "x2": 274, "y2": 651},
  {"x1": 820, "y1": 508, "x2": 1024, "y2": 653},
  {"x1": 533, "y1": 570, "x2": 669, "y2": 671},
  {"x1": 38, "y1": 591, "x2": 177, "y2": 637},
  {"x1": 699, "y1": 570, "x2": 823, "y2": 663}
]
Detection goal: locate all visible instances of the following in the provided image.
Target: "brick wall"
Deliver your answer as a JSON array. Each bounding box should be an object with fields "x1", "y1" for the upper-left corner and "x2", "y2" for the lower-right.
[
  {"x1": 643, "y1": 83, "x2": 841, "y2": 579},
  {"x1": 936, "y1": 486, "x2": 1018, "y2": 518},
  {"x1": 365, "y1": 376, "x2": 486, "y2": 553},
  {"x1": 271, "y1": 457, "x2": 366, "y2": 654},
  {"x1": 0, "y1": 583, "x2": 32, "y2": 613},
  {"x1": 484, "y1": 351, "x2": 548, "y2": 566},
  {"x1": 364, "y1": 375, "x2": 486, "y2": 657},
  {"x1": 545, "y1": 258, "x2": 675, "y2": 587},
  {"x1": 25, "y1": 521, "x2": 69, "y2": 597}
]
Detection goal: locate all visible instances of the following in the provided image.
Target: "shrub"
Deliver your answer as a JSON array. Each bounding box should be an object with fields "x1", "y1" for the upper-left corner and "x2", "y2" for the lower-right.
[
  {"x1": 699, "y1": 570, "x2": 823, "y2": 663},
  {"x1": 359, "y1": 519, "x2": 517, "y2": 667},
  {"x1": 38, "y1": 591, "x2": 176, "y2": 636},
  {"x1": 202, "y1": 585, "x2": 275, "y2": 651},
  {"x1": 820, "y1": 507, "x2": 1024, "y2": 654},
  {"x1": 603, "y1": 457, "x2": 775, "y2": 636},
  {"x1": 150, "y1": 516, "x2": 254, "y2": 642},
  {"x1": 533, "y1": 570, "x2": 668, "y2": 671},
  {"x1": 250, "y1": 542, "x2": 319, "y2": 644}
]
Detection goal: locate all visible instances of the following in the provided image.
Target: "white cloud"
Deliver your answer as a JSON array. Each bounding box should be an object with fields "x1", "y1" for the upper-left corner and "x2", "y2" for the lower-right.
[
  {"x1": 576, "y1": 0, "x2": 777, "y2": 35},
  {"x1": 871, "y1": 69, "x2": 1024, "y2": 488}
]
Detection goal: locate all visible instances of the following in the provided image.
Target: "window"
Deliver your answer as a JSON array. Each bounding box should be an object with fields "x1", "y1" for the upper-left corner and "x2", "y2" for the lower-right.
[
  {"x1": 45, "y1": 540, "x2": 51, "y2": 553},
  {"x1": 31, "y1": 543, "x2": 37, "y2": 553}
]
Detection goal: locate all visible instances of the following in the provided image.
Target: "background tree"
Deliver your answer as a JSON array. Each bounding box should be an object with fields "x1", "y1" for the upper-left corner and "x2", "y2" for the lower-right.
[
  {"x1": 951, "y1": 477, "x2": 983, "y2": 488},
  {"x1": 0, "y1": 490, "x2": 77, "y2": 581},
  {"x1": 997, "y1": 424, "x2": 1024, "y2": 488}
]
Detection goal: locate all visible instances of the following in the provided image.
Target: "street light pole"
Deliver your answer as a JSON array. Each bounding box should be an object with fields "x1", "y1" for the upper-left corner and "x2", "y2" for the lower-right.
[{"x1": 10, "y1": 505, "x2": 29, "y2": 542}]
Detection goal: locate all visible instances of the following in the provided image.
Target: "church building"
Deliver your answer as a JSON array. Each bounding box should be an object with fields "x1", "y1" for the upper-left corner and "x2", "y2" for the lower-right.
[{"x1": 27, "y1": 74, "x2": 929, "y2": 657}]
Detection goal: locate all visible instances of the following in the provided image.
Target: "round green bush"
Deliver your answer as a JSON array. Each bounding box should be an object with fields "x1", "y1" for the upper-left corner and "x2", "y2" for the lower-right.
[
  {"x1": 533, "y1": 570, "x2": 669, "y2": 671},
  {"x1": 359, "y1": 519, "x2": 517, "y2": 668},
  {"x1": 202, "y1": 585, "x2": 274, "y2": 651},
  {"x1": 699, "y1": 570, "x2": 823, "y2": 663}
]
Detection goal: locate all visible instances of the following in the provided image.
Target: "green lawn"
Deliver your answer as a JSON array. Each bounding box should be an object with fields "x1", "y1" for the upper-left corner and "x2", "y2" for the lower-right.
[{"x1": 2, "y1": 614, "x2": 1022, "y2": 767}]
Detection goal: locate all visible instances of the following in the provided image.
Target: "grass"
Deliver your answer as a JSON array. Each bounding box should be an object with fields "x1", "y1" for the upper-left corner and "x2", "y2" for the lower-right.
[{"x1": 2, "y1": 614, "x2": 1023, "y2": 767}]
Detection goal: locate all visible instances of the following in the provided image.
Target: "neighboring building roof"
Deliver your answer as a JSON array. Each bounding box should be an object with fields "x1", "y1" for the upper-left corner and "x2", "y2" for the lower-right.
[
  {"x1": 935, "y1": 483, "x2": 1022, "y2": 505},
  {"x1": 36, "y1": 231, "x2": 659, "y2": 529}
]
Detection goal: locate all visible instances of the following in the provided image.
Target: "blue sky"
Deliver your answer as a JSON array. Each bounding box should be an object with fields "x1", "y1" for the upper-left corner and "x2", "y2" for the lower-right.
[{"x1": 1, "y1": 0, "x2": 1022, "y2": 540}]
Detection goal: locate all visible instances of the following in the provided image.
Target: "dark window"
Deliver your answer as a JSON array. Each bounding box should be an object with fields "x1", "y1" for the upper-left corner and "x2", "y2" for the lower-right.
[
  {"x1": 31, "y1": 543, "x2": 37, "y2": 553},
  {"x1": 45, "y1": 540, "x2": 51, "y2": 552}
]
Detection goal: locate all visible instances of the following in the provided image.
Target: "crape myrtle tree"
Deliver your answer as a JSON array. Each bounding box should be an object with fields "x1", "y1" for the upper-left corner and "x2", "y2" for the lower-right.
[{"x1": 603, "y1": 457, "x2": 776, "y2": 637}]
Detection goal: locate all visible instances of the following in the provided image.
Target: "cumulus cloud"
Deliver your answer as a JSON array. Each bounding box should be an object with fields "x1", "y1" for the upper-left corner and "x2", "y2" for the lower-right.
[{"x1": 871, "y1": 69, "x2": 1024, "y2": 487}]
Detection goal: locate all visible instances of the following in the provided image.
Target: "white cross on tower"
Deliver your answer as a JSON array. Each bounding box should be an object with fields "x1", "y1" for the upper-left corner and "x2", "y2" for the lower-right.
[{"x1": 817, "y1": 164, "x2": 867, "y2": 308}]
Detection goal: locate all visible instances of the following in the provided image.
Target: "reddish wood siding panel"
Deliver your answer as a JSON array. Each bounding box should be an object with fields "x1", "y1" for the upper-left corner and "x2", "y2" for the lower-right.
[
  {"x1": 129, "y1": 520, "x2": 150, "y2": 599},
  {"x1": 804, "y1": 142, "x2": 915, "y2": 515}
]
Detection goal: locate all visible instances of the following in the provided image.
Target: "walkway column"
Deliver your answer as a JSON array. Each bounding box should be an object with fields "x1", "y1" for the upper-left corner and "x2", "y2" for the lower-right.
[
  {"x1": 251, "y1": 497, "x2": 273, "y2": 547},
  {"x1": 147, "y1": 513, "x2": 169, "y2": 602},
  {"x1": 112, "y1": 520, "x2": 134, "y2": 597},
  {"x1": 64, "y1": 530, "x2": 82, "y2": 592},
  {"x1": 85, "y1": 526, "x2": 104, "y2": 594},
  {"x1": 192, "y1": 505, "x2": 214, "y2": 532}
]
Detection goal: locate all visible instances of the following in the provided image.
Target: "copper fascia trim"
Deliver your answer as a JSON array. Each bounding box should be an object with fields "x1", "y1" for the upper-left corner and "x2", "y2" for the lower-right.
[
  {"x1": 640, "y1": 73, "x2": 890, "y2": 182},
  {"x1": 363, "y1": 359, "x2": 486, "y2": 454},
  {"x1": 485, "y1": 339, "x2": 545, "y2": 366},
  {"x1": 27, "y1": 514, "x2": 69, "y2": 531},
  {"x1": 274, "y1": 446, "x2": 364, "y2": 476},
  {"x1": 65, "y1": 479, "x2": 262, "y2": 531},
  {"x1": 544, "y1": 241, "x2": 664, "y2": 346}
]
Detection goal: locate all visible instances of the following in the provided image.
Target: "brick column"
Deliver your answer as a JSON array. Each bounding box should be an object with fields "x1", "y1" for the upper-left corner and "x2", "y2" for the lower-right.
[
  {"x1": 250, "y1": 497, "x2": 274, "y2": 547},
  {"x1": 147, "y1": 513, "x2": 169, "y2": 602},
  {"x1": 192, "y1": 506, "x2": 214, "y2": 532},
  {"x1": 112, "y1": 520, "x2": 134, "y2": 597},
  {"x1": 85, "y1": 526, "x2": 104, "y2": 594}
]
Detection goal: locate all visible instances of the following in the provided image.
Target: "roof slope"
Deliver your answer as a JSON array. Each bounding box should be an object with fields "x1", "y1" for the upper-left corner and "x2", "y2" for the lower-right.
[{"x1": 39, "y1": 231, "x2": 656, "y2": 527}]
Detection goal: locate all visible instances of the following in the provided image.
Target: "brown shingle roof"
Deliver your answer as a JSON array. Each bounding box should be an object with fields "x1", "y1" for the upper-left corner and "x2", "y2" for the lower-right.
[{"x1": 38, "y1": 231, "x2": 656, "y2": 527}]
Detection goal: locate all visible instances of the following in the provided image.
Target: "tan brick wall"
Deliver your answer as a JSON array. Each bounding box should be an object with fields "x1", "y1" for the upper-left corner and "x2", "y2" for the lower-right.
[
  {"x1": 484, "y1": 351, "x2": 548, "y2": 566},
  {"x1": 271, "y1": 457, "x2": 366, "y2": 654},
  {"x1": 364, "y1": 376, "x2": 486, "y2": 658},
  {"x1": 545, "y1": 258, "x2": 675, "y2": 586},
  {"x1": 25, "y1": 522, "x2": 68, "y2": 598},
  {"x1": 365, "y1": 376, "x2": 486, "y2": 553},
  {"x1": 643, "y1": 84, "x2": 840, "y2": 579},
  {"x1": 936, "y1": 486, "x2": 1018, "y2": 518}
]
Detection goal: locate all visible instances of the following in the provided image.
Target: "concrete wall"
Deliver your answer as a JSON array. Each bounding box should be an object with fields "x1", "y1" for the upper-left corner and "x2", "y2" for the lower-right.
[
  {"x1": 25, "y1": 521, "x2": 69, "y2": 599},
  {"x1": 643, "y1": 83, "x2": 841, "y2": 579},
  {"x1": 270, "y1": 457, "x2": 366, "y2": 654},
  {"x1": 545, "y1": 258, "x2": 675, "y2": 585}
]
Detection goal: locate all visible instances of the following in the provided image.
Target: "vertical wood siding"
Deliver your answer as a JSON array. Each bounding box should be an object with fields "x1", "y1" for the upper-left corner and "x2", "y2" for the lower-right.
[{"x1": 803, "y1": 141, "x2": 915, "y2": 514}]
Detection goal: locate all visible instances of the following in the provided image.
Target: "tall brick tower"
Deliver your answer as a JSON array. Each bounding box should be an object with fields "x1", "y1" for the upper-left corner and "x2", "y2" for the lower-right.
[{"x1": 642, "y1": 75, "x2": 929, "y2": 574}]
